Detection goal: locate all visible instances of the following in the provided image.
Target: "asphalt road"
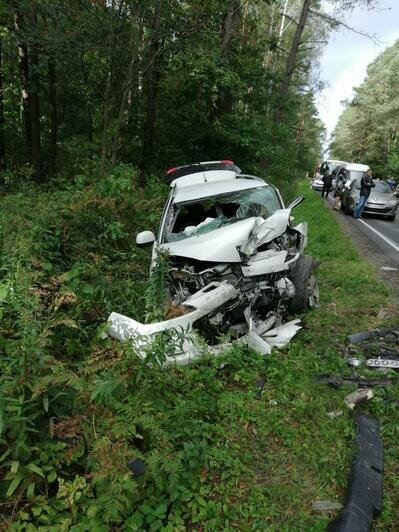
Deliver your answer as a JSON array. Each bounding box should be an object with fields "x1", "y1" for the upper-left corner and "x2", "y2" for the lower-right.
[{"x1": 327, "y1": 193, "x2": 399, "y2": 268}]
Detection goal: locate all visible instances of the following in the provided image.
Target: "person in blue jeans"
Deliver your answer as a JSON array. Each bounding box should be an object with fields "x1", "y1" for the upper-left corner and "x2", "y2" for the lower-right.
[{"x1": 354, "y1": 169, "x2": 375, "y2": 218}]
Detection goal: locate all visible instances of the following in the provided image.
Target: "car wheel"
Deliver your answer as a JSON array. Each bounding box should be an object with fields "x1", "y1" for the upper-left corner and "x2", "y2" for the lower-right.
[
  {"x1": 289, "y1": 255, "x2": 320, "y2": 312},
  {"x1": 344, "y1": 199, "x2": 354, "y2": 215}
]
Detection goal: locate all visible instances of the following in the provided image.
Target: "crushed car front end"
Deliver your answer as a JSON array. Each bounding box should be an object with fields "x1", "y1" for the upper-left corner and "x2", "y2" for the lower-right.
[{"x1": 108, "y1": 168, "x2": 319, "y2": 362}]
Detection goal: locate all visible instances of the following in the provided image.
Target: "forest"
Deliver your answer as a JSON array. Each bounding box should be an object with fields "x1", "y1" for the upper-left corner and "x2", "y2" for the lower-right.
[
  {"x1": 2, "y1": 1, "x2": 395, "y2": 530},
  {"x1": 330, "y1": 38, "x2": 399, "y2": 177},
  {"x1": 0, "y1": 0, "x2": 330, "y2": 185}
]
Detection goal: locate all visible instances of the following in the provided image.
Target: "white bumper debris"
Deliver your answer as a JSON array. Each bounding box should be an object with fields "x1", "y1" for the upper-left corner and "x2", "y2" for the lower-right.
[
  {"x1": 107, "y1": 279, "x2": 302, "y2": 363},
  {"x1": 108, "y1": 281, "x2": 238, "y2": 341}
]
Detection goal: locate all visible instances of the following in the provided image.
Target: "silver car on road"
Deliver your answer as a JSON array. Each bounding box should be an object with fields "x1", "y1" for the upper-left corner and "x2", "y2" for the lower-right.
[{"x1": 341, "y1": 179, "x2": 399, "y2": 220}]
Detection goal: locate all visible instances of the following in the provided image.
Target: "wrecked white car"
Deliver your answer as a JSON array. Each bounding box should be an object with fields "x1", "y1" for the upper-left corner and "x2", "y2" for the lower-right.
[{"x1": 108, "y1": 162, "x2": 319, "y2": 363}]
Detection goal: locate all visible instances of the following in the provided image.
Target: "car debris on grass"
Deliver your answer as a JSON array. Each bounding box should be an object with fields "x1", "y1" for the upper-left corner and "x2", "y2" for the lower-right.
[
  {"x1": 327, "y1": 415, "x2": 383, "y2": 532},
  {"x1": 317, "y1": 375, "x2": 393, "y2": 388},
  {"x1": 344, "y1": 388, "x2": 374, "y2": 410},
  {"x1": 344, "y1": 327, "x2": 399, "y2": 373},
  {"x1": 107, "y1": 162, "x2": 319, "y2": 361},
  {"x1": 312, "y1": 499, "x2": 343, "y2": 516}
]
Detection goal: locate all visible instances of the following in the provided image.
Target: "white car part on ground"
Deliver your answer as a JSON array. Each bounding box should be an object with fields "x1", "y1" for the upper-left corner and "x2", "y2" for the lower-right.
[
  {"x1": 367, "y1": 358, "x2": 399, "y2": 369},
  {"x1": 107, "y1": 281, "x2": 238, "y2": 342},
  {"x1": 244, "y1": 320, "x2": 302, "y2": 355},
  {"x1": 107, "y1": 280, "x2": 302, "y2": 363},
  {"x1": 243, "y1": 305, "x2": 301, "y2": 355}
]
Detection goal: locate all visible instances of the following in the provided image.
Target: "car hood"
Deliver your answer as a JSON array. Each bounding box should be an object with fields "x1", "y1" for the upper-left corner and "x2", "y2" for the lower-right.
[
  {"x1": 367, "y1": 191, "x2": 396, "y2": 202},
  {"x1": 160, "y1": 209, "x2": 293, "y2": 263}
]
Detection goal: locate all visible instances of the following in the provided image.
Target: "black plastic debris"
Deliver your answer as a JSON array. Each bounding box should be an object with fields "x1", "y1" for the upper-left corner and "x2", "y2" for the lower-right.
[
  {"x1": 127, "y1": 458, "x2": 147, "y2": 477},
  {"x1": 327, "y1": 415, "x2": 383, "y2": 532},
  {"x1": 344, "y1": 327, "x2": 399, "y2": 374},
  {"x1": 317, "y1": 375, "x2": 393, "y2": 388},
  {"x1": 347, "y1": 330, "x2": 379, "y2": 345},
  {"x1": 255, "y1": 376, "x2": 266, "y2": 399}
]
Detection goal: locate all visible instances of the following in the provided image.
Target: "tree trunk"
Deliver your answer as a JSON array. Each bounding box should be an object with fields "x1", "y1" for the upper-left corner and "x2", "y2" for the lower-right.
[
  {"x1": 139, "y1": 4, "x2": 161, "y2": 184},
  {"x1": 0, "y1": 37, "x2": 5, "y2": 168},
  {"x1": 81, "y1": 52, "x2": 93, "y2": 145},
  {"x1": 210, "y1": 2, "x2": 241, "y2": 121},
  {"x1": 101, "y1": 67, "x2": 113, "y2": 167},
  {"x1": 101, "y1": 0, "x2": 123, "y2": 173},
  {"x1": 274, "y1": 0, "x2": 312, "y2": 125},
  {"x1": 15, "y1": 10, "x2": 32, "y2": 152},
  {"x1": 111, "y1": 14, "x2": 143, "y2": 164},
  {"x1": 29, "y1": 8, "x2": 43, "y2": 182},
  {"x1": 221, "y1": 2, "x2": 240, "y2": 55},
  {"x1": 7, "y1": 39, "x2": 17, "y2": 109},
  {"x1": 48, "y1": 57, "x2": 57, "y2": 175}
]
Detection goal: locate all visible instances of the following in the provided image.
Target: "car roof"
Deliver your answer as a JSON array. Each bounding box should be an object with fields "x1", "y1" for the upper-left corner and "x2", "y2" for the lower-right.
[
  {"x1": 344, "y1": 163, "x2": 369, "y2": 171},
  {"x1": 326, "y1": 160, "x2": 347, "y2": 165},
  {"x1": 171, "y1": 170, "x2": 269, "y2": 204}
]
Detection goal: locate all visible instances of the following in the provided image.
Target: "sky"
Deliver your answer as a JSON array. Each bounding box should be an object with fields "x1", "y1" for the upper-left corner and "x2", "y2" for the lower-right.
[{"x1": 316, "y1": 0, "x2": 399, "y2": 152}]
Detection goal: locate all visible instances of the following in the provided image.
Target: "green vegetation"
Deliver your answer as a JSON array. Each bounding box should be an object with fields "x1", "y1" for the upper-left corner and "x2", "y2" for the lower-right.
[
  {"x1": 1, "y1": 1, "x2": 397, "y2": 528},
  {"x1": 1, "y1": 172, "x2": 398, "y2": 530},
  {"x1": 0, "y1": 0, "x2": 339, "y2": 185},
  {"x1": 330, "y1": 39, "x2": 399, "y2": 178}
]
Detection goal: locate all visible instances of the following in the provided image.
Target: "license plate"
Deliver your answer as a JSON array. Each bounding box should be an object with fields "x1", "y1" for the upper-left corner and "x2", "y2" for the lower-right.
[
  {"x1": 367, "y1": 203, "x2": 385, "y2": 209},
  {"x1": 367, "y1": 358, "x2": 399, "y2": 369}
]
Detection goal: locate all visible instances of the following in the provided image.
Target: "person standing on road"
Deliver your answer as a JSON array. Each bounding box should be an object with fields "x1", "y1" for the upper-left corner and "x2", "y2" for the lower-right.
[
  {"x1": 320, "y1": 161, "x2": 329, "y2": 177},
  {"x1": 354, "y1": 169, "x2": 375, "y2": 219},
  {"x1": 321, "y1": 170, "x2": 333, "y2": 198}
]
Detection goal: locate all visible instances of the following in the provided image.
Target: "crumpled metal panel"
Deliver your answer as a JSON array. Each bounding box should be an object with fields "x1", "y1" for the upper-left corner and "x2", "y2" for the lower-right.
[
  {"x1": 107, "y1": 282, "x2": 238, "y2": 343},
  {"x1": 241, "y1": 250, "x2": 289, "y2": 276},
  {"x1": 160, "y1": 217, "x2": 257, "y2": 262},
  {"x1": 241, "y1": 209, "x2": 291, "y2": 256}
]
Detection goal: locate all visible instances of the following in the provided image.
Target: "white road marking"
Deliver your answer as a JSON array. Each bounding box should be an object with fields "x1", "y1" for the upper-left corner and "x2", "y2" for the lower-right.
[{"x1": 358, "y1": 219, "x2": 399, "y2": 253}]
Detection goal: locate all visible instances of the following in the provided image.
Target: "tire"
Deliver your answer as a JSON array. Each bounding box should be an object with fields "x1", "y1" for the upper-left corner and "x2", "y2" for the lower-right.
[
  {"x1": 344, "y1": 199, "x2": 354, "y2": 215},
  {"x1": 289, "y1": 255, "x2": 319, "y2": 312}
]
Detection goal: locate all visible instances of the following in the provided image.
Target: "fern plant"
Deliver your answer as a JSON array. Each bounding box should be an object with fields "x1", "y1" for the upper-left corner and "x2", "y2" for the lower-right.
[{"x1": 144, "y1": 249, "x2": 170, "y2": 323}]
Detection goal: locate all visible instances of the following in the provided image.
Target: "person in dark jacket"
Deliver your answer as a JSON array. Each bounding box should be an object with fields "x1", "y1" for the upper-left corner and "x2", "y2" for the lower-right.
[
  {"x1": 320, "y1": 161, "x2": 329, "y2": 177},
  {"x1": 321, "y1": 171, "x2": 333, "y2": 198},
  {"x1": 354, "y1": 169, "x2": 375, "y2": 218}
]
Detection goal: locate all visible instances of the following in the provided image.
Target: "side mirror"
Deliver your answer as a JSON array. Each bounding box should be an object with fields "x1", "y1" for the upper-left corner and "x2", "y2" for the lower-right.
[
  {"x1": 286, "y1": 195, "x2": 305, "y2": 210},
  {"x1": 136, "y1": 230, "x2": 155, "y2": 245}
]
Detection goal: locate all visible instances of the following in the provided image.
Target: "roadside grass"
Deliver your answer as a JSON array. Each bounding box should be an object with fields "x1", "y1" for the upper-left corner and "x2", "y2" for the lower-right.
[{"x1": 1, "y1": 175, "x2": 398, "y2": 530}]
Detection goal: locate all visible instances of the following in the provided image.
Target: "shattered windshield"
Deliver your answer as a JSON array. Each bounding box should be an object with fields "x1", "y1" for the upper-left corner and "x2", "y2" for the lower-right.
[{"x1": 167, "y1": 186, "x2": 281, "y2": 242}]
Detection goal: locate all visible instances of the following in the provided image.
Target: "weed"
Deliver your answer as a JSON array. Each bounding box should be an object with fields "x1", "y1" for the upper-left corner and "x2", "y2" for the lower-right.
[{"x1": 1, "y1": 177, "x2": 398, "y2": 530}]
